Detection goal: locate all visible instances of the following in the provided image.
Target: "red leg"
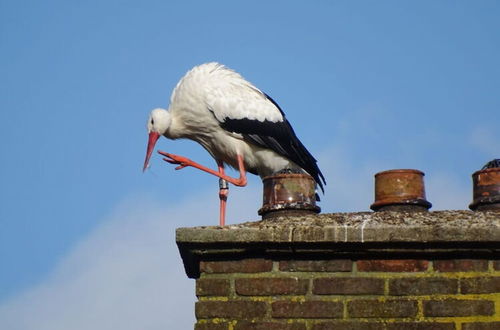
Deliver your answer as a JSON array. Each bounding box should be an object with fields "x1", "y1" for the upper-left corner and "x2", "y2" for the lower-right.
[
  {"x1": 218, "y1": 161, "x2": 228, "y2": 226},
  {"x1": 159, "y1": 151, "x2": 248, "y2": 187}
]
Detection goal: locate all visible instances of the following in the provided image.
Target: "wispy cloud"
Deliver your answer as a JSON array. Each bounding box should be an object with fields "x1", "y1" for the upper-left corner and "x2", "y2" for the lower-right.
[
  {"x1": 0, "y1": 102, "x2": 476, "y2": 330},
  {"x1": 0, "y1": 188, "x2": 260, "y2": 330}
]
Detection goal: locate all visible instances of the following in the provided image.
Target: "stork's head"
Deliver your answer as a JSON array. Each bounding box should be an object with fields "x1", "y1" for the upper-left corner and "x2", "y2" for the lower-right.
[{"x1": 143, "y1": 108, "x2": 171, "y2": 171}]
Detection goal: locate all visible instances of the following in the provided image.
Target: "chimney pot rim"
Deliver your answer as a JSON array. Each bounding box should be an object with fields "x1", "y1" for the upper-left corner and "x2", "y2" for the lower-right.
[{"x1": 374, "y1": 169, "x2": 425, "y2": 177}]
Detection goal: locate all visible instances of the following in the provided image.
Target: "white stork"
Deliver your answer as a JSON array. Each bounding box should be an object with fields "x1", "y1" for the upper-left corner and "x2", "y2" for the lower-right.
[{"x1": 143, "y1": 62, "x2": 325, "y2": 225}]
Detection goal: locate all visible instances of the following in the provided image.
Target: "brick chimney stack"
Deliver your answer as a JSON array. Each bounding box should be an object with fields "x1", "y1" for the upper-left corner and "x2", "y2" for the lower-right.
[
  {"x1": 177, "y1": 211, "x2": 500, "y2": 329},
  {"x1": 176, "y1": 166, "x2": 500, "y2": 329}
]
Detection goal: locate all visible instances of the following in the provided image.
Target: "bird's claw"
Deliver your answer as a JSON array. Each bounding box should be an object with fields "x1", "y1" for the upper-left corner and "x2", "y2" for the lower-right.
[
  {"x1": 158, "y1": 151, "x2": 191, "y2": 170},
  {"x1": 174, "y1": 164, "x2": 188, "y2": 170}
]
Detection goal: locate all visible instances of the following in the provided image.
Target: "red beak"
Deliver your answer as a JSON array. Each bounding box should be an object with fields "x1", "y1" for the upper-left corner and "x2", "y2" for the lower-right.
[{"x1": 143, "y1": 131, "x2": 160, "y2": 171}]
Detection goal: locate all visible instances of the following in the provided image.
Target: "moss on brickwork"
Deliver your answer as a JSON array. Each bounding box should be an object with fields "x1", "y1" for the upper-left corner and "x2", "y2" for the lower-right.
[
  {"x1": 194, "y1": 260, "x2": 500, "y2": 329},
  {"x1": 180, "y1": 211, "x2": 500, "y2": 329}
]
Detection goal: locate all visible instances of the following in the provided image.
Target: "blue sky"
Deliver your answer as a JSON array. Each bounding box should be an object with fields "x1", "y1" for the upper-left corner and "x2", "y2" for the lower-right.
[{"x1": 0, "y1": 1, "x2": 499, "y2": 328}]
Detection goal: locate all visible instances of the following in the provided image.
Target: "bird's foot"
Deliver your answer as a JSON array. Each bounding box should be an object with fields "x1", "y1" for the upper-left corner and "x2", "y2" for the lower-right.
[
  {"x1": 158, "y1": 151, "x2": 192, "y2": 170},
  {"x1": 158, "y1": 151, "x2": 248, "y2": 187}
]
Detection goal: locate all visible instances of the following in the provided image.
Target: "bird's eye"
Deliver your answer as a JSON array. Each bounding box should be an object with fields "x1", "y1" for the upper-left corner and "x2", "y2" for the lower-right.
[{"x1": 151, "y1": 119, "x2": 155, "y2": 125}]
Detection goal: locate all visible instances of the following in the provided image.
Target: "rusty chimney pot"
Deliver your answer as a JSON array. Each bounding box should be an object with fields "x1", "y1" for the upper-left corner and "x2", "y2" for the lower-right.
[
  {"x1": 259, "y1": 173, "x2": 320, "y2": 219},
  {"x1": 370, "y1": 169, "x2": 432, "y2": 212},
  {"x1": 469, "y1": 164, "x2": 500, "y2": 212}
]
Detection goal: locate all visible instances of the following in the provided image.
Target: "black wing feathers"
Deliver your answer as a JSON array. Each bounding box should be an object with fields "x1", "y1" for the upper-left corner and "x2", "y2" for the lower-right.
[{"x1": 219, "y1": 94, "x2": 326, "y2": 192}]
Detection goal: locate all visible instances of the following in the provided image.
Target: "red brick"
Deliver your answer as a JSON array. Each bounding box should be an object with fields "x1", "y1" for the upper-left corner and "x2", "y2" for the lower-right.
[
  {"x1": 234, "y1": 321, "x2": 306, "y2": 330},
  {"x1": 195, "y1": 323, "x2": 229, "y2": 330},
  {"x1": 313, "y1": 277, "x2": 384, "y2": 295},
  {"x1": 272, "y1": 301, "x2": 343, "y2": 318},
  {"x1": 312, "y1": 321, "x2": 385, "y2": 330},
  {"x1": 348, "y1": 299, "x2": 418, "y2": 318},
  {"x1": 389, "y1": 277, "x2": 458, "y2": 295},
  {"x1": 433, "y1": 260, "x2": 488, "y2": 272},
  {"x1": 357, "y1": 260, "x2": 428, "y2": 272},
  {"x1": 386, "y1": 323, "x2": 455, "y2": 330},
  {"x1": 235, "y1": 277, "x2": 308, "y2": 296},
  {"x1": 279, "y1": 260, "x2": 352, "y2": 272},
  {"x1": 200, "y1": 259, "x2": 272, "y2": 274},
  {"x1": 461, "y1": 277, "x2": 500, "y2": 294},
  {"x1": 196, "y1": 278, "x2": 230, "y2": 296},
  {"x1": 462, "y1": 322, "x2": 500, "y2": 330},
  {"x1": 196, "y1": 301, "x2": 267, "y2": 319},
  {"x1": 423, "y1": 299, "x2": 494, "y2": 317}
]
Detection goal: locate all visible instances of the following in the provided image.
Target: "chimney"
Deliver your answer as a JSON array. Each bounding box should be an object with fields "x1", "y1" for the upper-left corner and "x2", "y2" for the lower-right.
[
  {"x1": 258, "y1": 173, "x2": 320, "y2": 219},
  {"x1": 469, "y1": 159, "x2": 500, "y2": 211},
  {"x1": 176, "y1": 168, "x2": 500, "y2": 329},
  {"x1": 370, "y1": 169, "x2": 432, "y2": 212},
  {"x1": 177, "y1": 210, "x2": 499, "y2": 329}
]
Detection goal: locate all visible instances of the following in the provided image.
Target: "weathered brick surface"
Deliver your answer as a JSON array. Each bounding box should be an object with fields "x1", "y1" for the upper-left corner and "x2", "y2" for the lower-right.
[
  {"x1": 279, "y1": 260, "x2": 352, "y2": 272},
  {"x1": 196, "y1": 301, "x2": 267, "y2": 319},
  {"x1": 423, "y1": 299, "x2": 495, "y2": 317},
  {"x1": 462, "y1": 322, "x2": 500, "y2": 330},
  {"x1": 234, "y1": 321, "x2": 306, "y2": 330},
  {"x1": 433, "y1": 260, "x2": 488, "y2": 272},
  {"x1": 389, "y1": 277, "x2": 458, "y2": 295},
  {"x1": 196, "y1": 278, "x2": 230, "y2": 296},
  {"x1": 195, "y1": 322, "x2": 229, "y2": 330},
  {"x1": 235, "y1": 277, "x2": 308, "y2": 296},
  {"x1": 348, "y1": 299, "x2": 418, "y2": 318},
  {"x1": 193, "y1": 261, "x2": 499, "y2": 326},
  {"x1": 386, "y1": 323, "x2": 456, "y2": 330},
  {"x1": 183, "y1": 212, "x2": 499, "y2": 329},
  {"x1": 312, "y1": 321, "x2": 385, "y2": 330},
  {"x1": 272, "y1": 301, "x2": 343, "y2": 318},
  {"x1": 313, "y1": 277, "x2": 384, "y2": 295},
  {"x1": 357, "y1": 260, "x2": 429, "y2": 272},
  {"x1": 200, "y1": 259, "x2": 272, "y2": 273},
  {"x1": 461, "y1": 277, "x2": 500, "y2": 294}
]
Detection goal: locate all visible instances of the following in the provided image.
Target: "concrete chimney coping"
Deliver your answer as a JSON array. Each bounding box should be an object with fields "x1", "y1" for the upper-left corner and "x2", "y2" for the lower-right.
[{"x1": 176, "y1": 210, "x2": 500, "y2": 244}]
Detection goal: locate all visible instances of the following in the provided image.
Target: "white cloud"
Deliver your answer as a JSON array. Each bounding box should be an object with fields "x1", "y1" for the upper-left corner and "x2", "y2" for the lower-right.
[
  {"x1": 0, "y1": 104, "x2": 476, "y2": 330},
  {"x1": 0, "y1": 188, "x2": 260, "y2": 330}
]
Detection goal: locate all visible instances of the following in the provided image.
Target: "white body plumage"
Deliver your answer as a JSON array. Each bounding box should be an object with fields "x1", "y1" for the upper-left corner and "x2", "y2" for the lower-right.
[{"x1": 146, "y1": 62, "x2": 325, "y2": 190}]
